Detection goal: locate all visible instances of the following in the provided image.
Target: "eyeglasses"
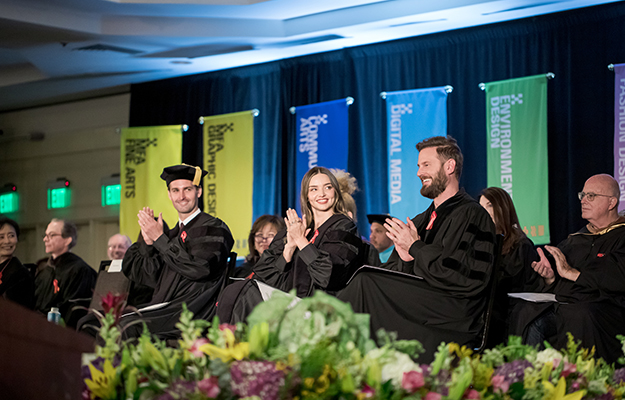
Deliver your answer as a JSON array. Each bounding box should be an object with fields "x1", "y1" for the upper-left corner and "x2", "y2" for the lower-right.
[
  {"x1": 578, "y1": 192, "x2": 614, "y2": 202},
  {"x1": 42, "y1": 233, "x2": 62, "y2": 240},
  {"x1": 254, "y1": 234, "x2": 276, "y2": 243}
]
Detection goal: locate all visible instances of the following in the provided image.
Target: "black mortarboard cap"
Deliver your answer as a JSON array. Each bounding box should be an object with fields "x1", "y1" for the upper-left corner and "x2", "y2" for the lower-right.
[
  {"x1": 367, "y1": 214, "x2": 394, "y2": 225},
  {"x1": 160, "y1": 164, "x2": 208, "y2": 186}
]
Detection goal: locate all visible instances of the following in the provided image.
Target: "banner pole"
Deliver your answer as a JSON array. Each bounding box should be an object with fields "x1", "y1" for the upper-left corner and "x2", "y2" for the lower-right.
[{"x1": 608, "y1": 64, "x2": 615, "y2": 71}]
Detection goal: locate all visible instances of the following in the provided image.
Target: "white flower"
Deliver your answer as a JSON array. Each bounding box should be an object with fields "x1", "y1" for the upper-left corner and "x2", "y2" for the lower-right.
[
  {"x1": 381, "y1": 351, "x2": 422, "y2": 387},
  {"x1": 529, "y1": 348, "x2": 565, "y2": 365}
]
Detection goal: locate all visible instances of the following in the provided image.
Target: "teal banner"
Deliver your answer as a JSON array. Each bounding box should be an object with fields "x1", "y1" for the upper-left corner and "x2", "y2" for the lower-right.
[{"x1": 485, "y1": 74, "x2": 550, "y2": 244}]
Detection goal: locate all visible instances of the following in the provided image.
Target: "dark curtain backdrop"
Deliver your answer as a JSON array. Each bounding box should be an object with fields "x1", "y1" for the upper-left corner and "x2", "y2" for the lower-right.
[{"x1": 129, "y1": 2, "x2": 625, "y2": 245}]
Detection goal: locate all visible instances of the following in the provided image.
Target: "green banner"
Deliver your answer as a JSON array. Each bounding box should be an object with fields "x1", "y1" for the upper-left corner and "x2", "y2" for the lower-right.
[{"x1": 485, "y1": 74, "x2": 550, "y2": 244}]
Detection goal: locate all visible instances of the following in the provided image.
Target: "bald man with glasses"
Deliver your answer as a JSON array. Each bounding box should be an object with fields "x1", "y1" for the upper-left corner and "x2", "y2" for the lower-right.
[{"x1": 530, "y1": 174, "x2": 625, "y2": 363}]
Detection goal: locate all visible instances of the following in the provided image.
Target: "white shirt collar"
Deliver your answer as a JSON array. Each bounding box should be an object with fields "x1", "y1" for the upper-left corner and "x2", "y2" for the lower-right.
[{"x1": 180, "y1": 208, "x2": 201, "y2": 227}]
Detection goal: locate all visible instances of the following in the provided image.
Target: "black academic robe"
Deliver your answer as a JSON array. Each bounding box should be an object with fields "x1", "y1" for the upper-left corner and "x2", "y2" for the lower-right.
[
  {"x1": 490, "y1": 235, "x2": 541, "y2": 345},
  {"x1": 550, "y1": 219, "x2": 625, "y2": 363},
  {"x1": 121, "y1": 212, "x2": 233, "y2": 339},
  {"x1": 253, "y1": 213, "x2": 362, "y2": 297},
  {"x1": 338, "y1": 189, "x2": 496, "y2": 362},
  {"x1": 0, "y1": 256, "x2": 35, "y2": 309},
  {"x1": 215, "y1": 214, "x2": 362, "y2": 324},
  {"x1": 34, "y1": 252, "x2": 97, "y2": 325}
]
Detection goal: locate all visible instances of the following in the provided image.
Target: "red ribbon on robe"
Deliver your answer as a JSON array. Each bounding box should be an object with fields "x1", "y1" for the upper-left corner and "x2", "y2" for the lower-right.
[
  {"x1": 426, "y1": 211, "x2": 437, "y2": 230},
  {"x1": 309, "y1": 229, "x2": 319, "y2": 244}
]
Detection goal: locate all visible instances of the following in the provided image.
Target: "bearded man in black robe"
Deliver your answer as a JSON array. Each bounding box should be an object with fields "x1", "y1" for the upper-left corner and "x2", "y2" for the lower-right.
[
  {"x1": 119, "y1": 164, "x2": 233, "y2": 339},
  {"x1": 338, "y1": 136, "x2": 496, "y2": 362},
  {"x1": 531, "y1": 174, "x2": 625, "y2": 363},
  {"x1": 36, "y1": 218, "x2": 96, "y2": 327}
]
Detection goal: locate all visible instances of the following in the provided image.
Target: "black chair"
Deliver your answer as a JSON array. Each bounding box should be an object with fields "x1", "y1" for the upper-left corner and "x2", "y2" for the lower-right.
[
  {"x1": 220, "y1": 251, "x2": 238, "y2": 292},
  {"x1": 474, "y1": 233, "x2": 504, "y2": 353}
]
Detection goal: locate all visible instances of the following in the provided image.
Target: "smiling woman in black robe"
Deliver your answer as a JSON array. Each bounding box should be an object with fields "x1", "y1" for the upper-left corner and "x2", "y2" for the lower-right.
[
  {"x1": 0, "y1": 217, "x2": 34, "y2": 309},
  {"x1": 216, "y1": 167, "x2": 362, "y2": 323}
]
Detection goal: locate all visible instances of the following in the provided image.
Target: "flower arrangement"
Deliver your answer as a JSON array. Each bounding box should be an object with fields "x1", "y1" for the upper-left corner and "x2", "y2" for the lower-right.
[{"x1": 82, "y1": 291, "x2": 625, "y2": 400}]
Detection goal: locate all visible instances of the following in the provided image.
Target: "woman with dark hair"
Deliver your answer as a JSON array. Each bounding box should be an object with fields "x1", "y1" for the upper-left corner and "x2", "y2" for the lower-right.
[
  {"x1": 0, "y1": 217, "x2": 34, "y2": 309},
  {"x1": 233, "y1": 215, "x2": 286, "y2": 278},
  {"x1": 254, "y1": 166, "x2": 362, "y2": 297},
  {"x1": 478, "y1": 187, "x2": 543, "y2": 345}
]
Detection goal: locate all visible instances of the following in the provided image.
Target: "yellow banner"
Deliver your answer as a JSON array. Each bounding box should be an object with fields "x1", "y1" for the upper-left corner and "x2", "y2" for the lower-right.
[
  {"x1": 202, "y1": 111, "x2": 255, "y2": 257},
  {"x1": 120, "y1": 126, "x2": 183, "y2": 241}
]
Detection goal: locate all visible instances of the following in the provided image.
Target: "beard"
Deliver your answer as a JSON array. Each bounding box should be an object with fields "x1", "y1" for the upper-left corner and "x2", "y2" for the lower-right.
[{"x1": 420, "y1": 166, "x2": 448, "y2": 199}]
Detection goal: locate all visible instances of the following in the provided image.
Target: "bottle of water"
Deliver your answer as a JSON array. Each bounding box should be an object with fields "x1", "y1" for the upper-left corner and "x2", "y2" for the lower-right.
[{"x1": 47, "y1": 307, "x2": 61, "y2": 324}]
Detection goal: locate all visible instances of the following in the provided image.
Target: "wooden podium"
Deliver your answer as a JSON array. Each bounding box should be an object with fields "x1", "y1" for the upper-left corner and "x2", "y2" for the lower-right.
[{"x1": 0, "y1": 299, "x2": 95, "y2": 400}]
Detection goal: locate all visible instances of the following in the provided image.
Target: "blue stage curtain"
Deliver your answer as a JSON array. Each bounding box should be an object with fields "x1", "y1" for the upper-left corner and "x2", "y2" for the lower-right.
[{"x1": 129, "y1": 2, "x2": 625, "y2": 244}]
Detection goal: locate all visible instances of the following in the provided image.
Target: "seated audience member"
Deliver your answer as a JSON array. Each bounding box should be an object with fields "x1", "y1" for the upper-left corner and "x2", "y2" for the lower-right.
[
  {"x1": 367, "y1": 214, "x2": 395, "y2": 263},
  {"x1": 35, "y1": 218, "x2": 97, "y2": 326},
  {"x1": 120, "y1": 164, "x2": 233, "y2": 339},
  {"x1": 478, "y1": 187, "x2": 541, "y2": 346},
  {"x1": 234, "y1": 215, "x2": 286, "y2": 279},
  {"x1": 107, "y1": 233, "x2": 132, "y2": 260},
  {"x1": 254, "y1": 166, "x2": 362, "y2": 296},
  {"x1": 216, "y1": 167, "x2": 363, "y2": 323},
  {"x1": 338, "y1": 136, "x2": 496, "y2": 362},
  {"x1": 0, "y1": 217, "x2": 34, "y2": 309},
  {"x1": 531, "y1": 174, "x2": 625, "y2": 363}
]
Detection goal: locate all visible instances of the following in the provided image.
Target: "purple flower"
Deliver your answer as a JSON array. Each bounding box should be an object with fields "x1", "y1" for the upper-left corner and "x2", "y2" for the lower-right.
[
  {"x1": 494, "y1": 359, "x2": 532, "y2": 385},
  {"x1": 614, "y1": 368, "x2": 625, "y2": 384},
  {"x1": 230, "y1": 361, "x2": 285, "y2": 400},
  {"x1": 590, "y1": 393, "x2": 615, "y2": 400}
]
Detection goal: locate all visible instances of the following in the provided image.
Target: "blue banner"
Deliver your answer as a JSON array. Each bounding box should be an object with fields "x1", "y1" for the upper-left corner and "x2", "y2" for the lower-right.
[
  {"x1": 295, "y1": 98, "x2": 350, "y2": 212},
  {"x1": 385, "y1": 87, "x2": 449, "y2": 221}
]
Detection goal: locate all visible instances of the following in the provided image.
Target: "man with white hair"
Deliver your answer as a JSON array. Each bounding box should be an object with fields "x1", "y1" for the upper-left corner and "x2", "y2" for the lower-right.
[
  {"x1": 532, "y1": 173, "x2": 625, "y2": 363},
  {"x1": 107, "y1": 233, "x2": 132, "y2": 260}
]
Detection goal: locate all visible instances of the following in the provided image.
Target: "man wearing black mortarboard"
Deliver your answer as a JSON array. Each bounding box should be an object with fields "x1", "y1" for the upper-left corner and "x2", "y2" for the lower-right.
[
  {"x1": 119, "y1": 164, "x2": 234, "y2": 339},
  {"x1": 366, "y1": 214, "x2": 395, "y2": 263}
]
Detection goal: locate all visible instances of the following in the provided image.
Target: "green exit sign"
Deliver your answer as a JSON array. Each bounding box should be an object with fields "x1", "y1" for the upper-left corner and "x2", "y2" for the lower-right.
[
  {"x1": 0, "y1": 192, "x2": 19, "y2": 213},
  {"x1": 48, "y1": 187, "x2": 71, "y2": 209},
  {"x1": 102, "y1": 184, "x2": 121, "y2": 206}
]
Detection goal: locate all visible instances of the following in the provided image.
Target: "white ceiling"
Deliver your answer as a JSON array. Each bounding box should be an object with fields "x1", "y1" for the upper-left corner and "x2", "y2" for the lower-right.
[{"x1": 0, "y1": 0, "x2": 618, "y2": 112}]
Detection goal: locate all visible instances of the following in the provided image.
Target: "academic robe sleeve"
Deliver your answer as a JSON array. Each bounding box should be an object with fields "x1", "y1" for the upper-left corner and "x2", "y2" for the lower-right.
[
  {"x1": 56, "y1": 262, "x2": 97, "y2": 319},
  {"x1": 406, "y1": 206, "x2": 495, "y2": 297},
  {"x1": 151, "y1": 222, "x2": 233, "y2": 281},
  {"x1": 122, "y1": 241, "x2": 164, "y2": 289},
  {"x1": 253, "y1": 230, "x2": 293, "y2": 290},
  {"x1": 1, "y1": 258, "x2": 35, "y2": 309},
  {"x1": 298, "y1": 220, "x2": 361, "y2": 292}
]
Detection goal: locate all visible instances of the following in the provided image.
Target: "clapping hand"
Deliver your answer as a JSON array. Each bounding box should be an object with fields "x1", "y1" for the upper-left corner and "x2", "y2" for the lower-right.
[
  {"x1": 544, "y1": 245, "x2": 580, "y2": 282},
  {"x1": 384, "y1": 217, "x2": 420, "y2": 262},
  {"x1": 531, "y1": 247, "x2": 556, "y2": 285},
  {"x1": 138, "y1": 207, "x2": 164, "y2": 245},
  {"x1": 282, "y1": 208, "x2": 310, "y2": 262}
]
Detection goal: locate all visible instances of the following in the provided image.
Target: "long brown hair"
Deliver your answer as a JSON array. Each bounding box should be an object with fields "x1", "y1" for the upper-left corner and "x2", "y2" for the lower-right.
[
  {"x1": 299, "y1": 167, "x2": 349, "y2": 229},
  {"x1": 480, "y1": 187, "x2": 525, "y2": 254},
  {"x1": 246, "y1": 215, "x2": 286, "y2": 264}
]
